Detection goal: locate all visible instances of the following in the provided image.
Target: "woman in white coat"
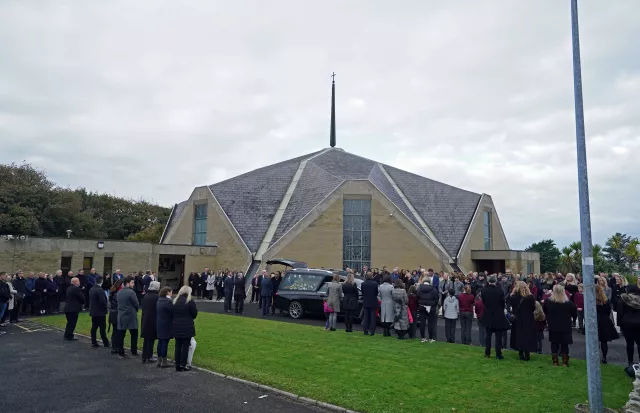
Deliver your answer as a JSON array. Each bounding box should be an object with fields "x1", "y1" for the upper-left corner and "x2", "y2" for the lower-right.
[
  {"x1": 378, "y1": 274, "x2": 395, "y2": 337},
  {"x1": 205, "y1": 272, "x2": 216, "y2": 300}
]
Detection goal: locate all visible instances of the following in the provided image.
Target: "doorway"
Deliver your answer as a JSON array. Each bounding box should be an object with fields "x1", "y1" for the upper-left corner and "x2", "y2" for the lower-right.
[{"x1": 158, "y1": 255, "x2": 184, "y2": 291}]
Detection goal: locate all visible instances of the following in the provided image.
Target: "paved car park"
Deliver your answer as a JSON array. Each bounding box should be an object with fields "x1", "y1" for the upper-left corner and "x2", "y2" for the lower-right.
[{"x1": 0, "y1": 322, "x2": 332, "y2": 413}]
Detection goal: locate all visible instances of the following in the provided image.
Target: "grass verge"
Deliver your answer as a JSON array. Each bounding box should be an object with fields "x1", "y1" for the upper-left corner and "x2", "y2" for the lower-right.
[{"x1": 38, "y1": 312, "x2": 631, "y2": 413}]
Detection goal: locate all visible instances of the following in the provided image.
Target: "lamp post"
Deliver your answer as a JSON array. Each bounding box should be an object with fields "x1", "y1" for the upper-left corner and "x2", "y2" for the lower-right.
[{"x1": 570, "y1": 1, "x2": 603, "y2": 411}]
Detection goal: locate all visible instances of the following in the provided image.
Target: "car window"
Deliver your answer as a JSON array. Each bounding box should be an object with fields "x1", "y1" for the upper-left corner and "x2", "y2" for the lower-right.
[
  {"x1": 317, "y1": 282, "x2": 329, "y2": 294},
  {"x1": 279, "y1": 273, "x2": 324, "y2": 292}
]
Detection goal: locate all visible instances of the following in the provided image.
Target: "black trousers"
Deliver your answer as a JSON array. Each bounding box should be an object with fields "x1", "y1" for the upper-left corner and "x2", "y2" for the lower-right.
[
  {"x1": 142, "y1": 337, "x2": 156, "y2": 360},
  {"x1": 216, "y1": 287, "x2": 223, "y2": 300},
  {"x1": 91, "y1": 315, "x2": 109, "y2": 346},
  {"x1": 344, "y1": 309, "x2": 355, "y2": 331},
  {"x1": 46, "y1": 295, "x2": 58, "y2": 314},
  {"x1": 84, "y1": 288, "x2": 90, "y2": 309},
  {"x1": 10, "y1": 297, "x2": 22, "y2": 322},
  {"x1": 362, "y1": 307, "x2": 376, "y2": 335},
  {"x1": 251, "y1": 288, "x2": 260, "y2": 303},
  {"x1": 175, "y1": 337, "x2": 191, "y2": 369},
  {"x1": 224, "y1": 292, "x2": 233, "y2": 312},
  {"x1": 64, "y1": 312, "x2": 79, "y2": 339},
  {"x1": 623, "y1": 327, "x2": 640, "y2": 365},
  {"x1": 234, "y1": 295, "x2": 244, "y2": 313},
  {"x1": 550, "y1": 342, "x2": 569, "y2": 355},
  {"x1": 485, "y1": 328, "x2": 504, "y2": 357},
  {"x1": 114, "y1": 329, "x2": 138, "y2": 355},
  {"x1": 445, "y1": 318, "x2": 457, "y2": 343},
  {"x1": 35, "y1": 292, "x2": 45, "y2": 314}
]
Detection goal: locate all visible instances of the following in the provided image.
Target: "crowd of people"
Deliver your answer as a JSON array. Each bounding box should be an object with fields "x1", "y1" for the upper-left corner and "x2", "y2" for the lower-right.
[
  {"x1": 62, "y1": 273, "x2": 198, "y2": 372},
  {"x1": 2, "y1": 264, "x2": 639, "y2": 372},
  {"x1": 313, "y1": 266, "x2": 639, "y2": 370}
]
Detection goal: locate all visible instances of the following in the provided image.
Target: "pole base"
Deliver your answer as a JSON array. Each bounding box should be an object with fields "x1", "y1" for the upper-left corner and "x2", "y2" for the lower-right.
[{"x1": 574, "y1": 403, "x2": 617, "y2": 412}]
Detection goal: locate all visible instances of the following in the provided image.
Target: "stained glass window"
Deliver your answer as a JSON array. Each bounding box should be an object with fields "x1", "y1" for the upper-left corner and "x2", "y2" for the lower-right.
[
  {"x1": 483, "y1": 210, "x2": 492, "y2": 250},
  {"x1": 193, "y1": 203, "x2": 207, "y2": 246},
  {"x1": 343, "y1": 199, "x2": 371, "y2": 271}
]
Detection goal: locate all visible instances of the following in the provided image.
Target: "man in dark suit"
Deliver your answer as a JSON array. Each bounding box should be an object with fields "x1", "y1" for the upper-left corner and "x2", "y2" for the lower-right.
[
  {"x1": 480, "y1": 274, "x2": 511, "y2": 359},
  {"x1": 233, "y1": 272, "x2": 246, "y2": 314},
  {"x1": 361, "y1": 271, "x2": 379, "y2": 336},
  {"x1": 89, "y1": 276, "x2": 109, "y2": 348},
  {"x1": 64, "y1": 277, "x2": 85, "y2": 341},
  {"x1": 223, "y1": 272, "x2": 234, "y2": 313}
]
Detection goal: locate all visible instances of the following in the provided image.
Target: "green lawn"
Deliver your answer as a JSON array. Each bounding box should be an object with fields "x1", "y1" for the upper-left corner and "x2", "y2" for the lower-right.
[{"x1": 39, "y1": 312, "x2": 631, "y2": 413}]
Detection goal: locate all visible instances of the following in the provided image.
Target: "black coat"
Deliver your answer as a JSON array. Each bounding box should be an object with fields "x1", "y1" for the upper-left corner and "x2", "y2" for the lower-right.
[
  {"x1": 417, "y1": 284, "x2": 439, "y2": 307},
  {"x1": 140, "y1": 291, "x2": 159, "y2": 339},
  {"x1": 260, "y1": 277, "x2": 273, "y2": 297},
  {"x1": 156, "y1": 296, "x2": 174, "y2": 340},
  {"x1": 65, "y1": 285, "x2": 85, "y2": 313},
  {"x1": 361, "y1": 279, "x2": 379, "y2": 308},
  {"x1": 109, "y1": 289, "x2": 119, "y2": 326},
  {"x1": 618, "y1": 290, "x2": 640, "y2": 331},
  {"x1": 12, "y1": 277, "x2": 26, "y2": 299},
  {"x1": 134, "y1": 275, "x2": 144, "y2": 293},
  {"x1": 597, "y1": 303, "x2": 619, "y2": 342},
  {"x1": 543, "y1": 299, "x2": 577, "y2": 344},
  {"x1": 508, "y1": 294, "x2": 538, "y2": 352},
  {"x1": 0, "y1": 281, "x2": 10, "y2": 304},
  {"x1": 172, "y1": 296, "x2": 198, "y2": 339},
  {"x1": 102, "y1": 277, "x2": 112, "y2": 292},
  {"x1": 271, "y1": 276, "x2": 282, "y2": 293},
  {"x1": 234, "y1": 277, "x2": 246, "y2": 298},
  {"x1": 480, "y1": 284, "x2": 510, "y2": 331},
  {"x1": 341, "y1": 282, "x2": 359, "y2": 311},
  {"x1": 35, "y1": 277, "x2": 47, "y2": 293},
  {"x1": 89, "y1": 285, "x2": 108, "y2": 317}
]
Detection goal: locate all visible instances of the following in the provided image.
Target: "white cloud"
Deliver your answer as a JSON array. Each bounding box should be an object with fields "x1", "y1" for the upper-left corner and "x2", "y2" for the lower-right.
[{"x1": 0, "y1": 0, "x2": 638, "y2": 250}]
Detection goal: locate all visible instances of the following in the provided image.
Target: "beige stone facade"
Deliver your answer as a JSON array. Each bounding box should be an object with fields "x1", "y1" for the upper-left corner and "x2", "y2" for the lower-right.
[
  {"x1": 162, "y1": 186, "x2": 251, "y2": 275},
  {"x1": 0, "y1": 237, "x2": 216, "y2": 290},
  {"x1": 262, "y1": 180, "x2": 451, "y2": 272}
]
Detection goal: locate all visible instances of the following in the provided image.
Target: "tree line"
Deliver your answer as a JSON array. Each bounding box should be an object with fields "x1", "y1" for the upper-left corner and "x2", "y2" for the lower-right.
[
  {"x1": 526, "y1": 234, "x2": 640, "y2": 277},
  {"x1": 0, "y1": 163, "x2": 171, "y2": 243}
]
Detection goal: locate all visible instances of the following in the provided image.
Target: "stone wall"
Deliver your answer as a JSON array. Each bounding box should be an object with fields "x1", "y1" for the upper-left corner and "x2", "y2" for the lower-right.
[{"x1": 0, "y1": 238, "x2": 216, "y2": 280}]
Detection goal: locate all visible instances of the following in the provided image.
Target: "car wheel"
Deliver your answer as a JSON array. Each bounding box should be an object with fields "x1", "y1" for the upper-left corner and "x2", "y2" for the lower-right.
[{"x1": 288, "y1": 301, "x2": 304, "y2": 319}]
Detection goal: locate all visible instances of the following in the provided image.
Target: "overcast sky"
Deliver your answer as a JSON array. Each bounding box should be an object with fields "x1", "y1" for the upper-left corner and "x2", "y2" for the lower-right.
[{"x1": 0, "y1": 1, "x2": 638, "y2": 250}]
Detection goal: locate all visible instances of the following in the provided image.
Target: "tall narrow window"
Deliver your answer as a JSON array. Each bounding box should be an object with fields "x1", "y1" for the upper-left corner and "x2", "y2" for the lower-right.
[
  {"x1": 483, "y1": 210, "x2": 492, "y2": 250},
  {"x1": 343, "y1": 199, "x2": 371, "y2": 271},
  {"x1": 193, "y1": 203, "x2": 207, "y2": 246}
]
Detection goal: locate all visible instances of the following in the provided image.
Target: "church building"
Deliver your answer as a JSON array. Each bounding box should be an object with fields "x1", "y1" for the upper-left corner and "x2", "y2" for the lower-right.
[{"x1": 160, "y1": 77, "x2": 540, "y2": 281}]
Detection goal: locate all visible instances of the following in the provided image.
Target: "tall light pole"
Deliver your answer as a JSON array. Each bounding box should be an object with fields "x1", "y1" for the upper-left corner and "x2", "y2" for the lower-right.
[{"x1": 570, "y1": 1, "x2": 603, "y2": 411}]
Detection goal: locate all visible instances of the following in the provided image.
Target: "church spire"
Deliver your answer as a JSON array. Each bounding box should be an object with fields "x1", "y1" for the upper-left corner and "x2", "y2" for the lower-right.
[{"x1": 330, "y1": 72, "x2": 336, "y2": 148}]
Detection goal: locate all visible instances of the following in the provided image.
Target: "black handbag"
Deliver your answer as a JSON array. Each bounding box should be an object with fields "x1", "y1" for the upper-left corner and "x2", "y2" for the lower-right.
[{"x1": 508, "y1": 296, "x2": 523, "y2": 323}]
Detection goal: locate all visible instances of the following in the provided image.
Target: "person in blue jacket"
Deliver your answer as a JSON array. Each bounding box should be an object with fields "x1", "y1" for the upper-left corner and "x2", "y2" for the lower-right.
[{"x1": 24, "y1": 272, "x2": 36, "y2": 315}]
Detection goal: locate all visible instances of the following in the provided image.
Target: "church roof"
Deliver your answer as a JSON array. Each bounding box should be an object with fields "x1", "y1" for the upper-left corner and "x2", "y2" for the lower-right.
[{"x1": 165, "y1": 148, "x2": 481, "y2": 258}]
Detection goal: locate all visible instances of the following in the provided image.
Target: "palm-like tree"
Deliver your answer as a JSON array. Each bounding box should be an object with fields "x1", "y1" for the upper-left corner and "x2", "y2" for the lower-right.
[
  {"x1": 560, "y1": 246, "x2": 578, "y2": 274},
  {"x1": 626, "y1": 239, "x2": 640, "y2": 272}
]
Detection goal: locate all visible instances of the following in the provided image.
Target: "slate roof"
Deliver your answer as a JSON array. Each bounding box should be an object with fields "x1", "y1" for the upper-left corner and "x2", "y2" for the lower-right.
[
  {"x1": 161, "y1": 200, "x2": 187, "y2": 243},
  {"x1": 165, "y1": 148, "x2": 483, "y2": 258},
  {"x1": 270, "y1": 162, "x2": 344, "y2": 247},
  {"x1": 209, "y1": 150, "x2": 322, "y2": 252},
  {"x1": 384, "y1": 165, "x2": 481, "y2": 257}
]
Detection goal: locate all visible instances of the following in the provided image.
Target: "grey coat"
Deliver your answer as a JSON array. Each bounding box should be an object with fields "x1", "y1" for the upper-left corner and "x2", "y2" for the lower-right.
[
  {"x1": 326, "y1": 281, "x2": 344, "y2": 313},
  {"x1": 392, "y1": 288, "x2": 409, "y2": 331},
  {"x1": 117, "y1": 287, "x2": 139, "y2": 330},
  {"x1": 443, "y1": 295, "x2": 459, "y2": 319},
  {"x1": 378, "y1": 282, "x2": 395, "y2": 323}
]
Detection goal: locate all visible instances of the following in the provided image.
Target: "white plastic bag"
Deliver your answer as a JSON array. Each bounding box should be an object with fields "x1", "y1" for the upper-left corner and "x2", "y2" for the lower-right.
[{"x1": 187, "y1": 337, "x2": 197, "y2": 366}]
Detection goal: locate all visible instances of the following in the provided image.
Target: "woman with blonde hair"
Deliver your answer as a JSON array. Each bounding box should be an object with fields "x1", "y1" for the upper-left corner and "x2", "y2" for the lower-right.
[
  {"x1": 595, "y1": 284, "x2": 619, "y2": 364},
  {"x1": 326, "y1": 274, "x2": 343, "y2": 332},
  {"x1": 172, "y1": 286, "x2": 198, "y2": 371},
  {"x1": 508, "y1": 281, "x2": 537, "y2": 361},
  {"x1": 543, "y1": 284, "x2": 577, "y2": 366}
]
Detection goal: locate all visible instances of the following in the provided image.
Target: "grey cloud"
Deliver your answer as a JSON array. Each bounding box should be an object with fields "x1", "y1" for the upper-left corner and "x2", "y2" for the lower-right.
[{"x1": 0, "y1": 0, "x2": 638, "y2": 250}]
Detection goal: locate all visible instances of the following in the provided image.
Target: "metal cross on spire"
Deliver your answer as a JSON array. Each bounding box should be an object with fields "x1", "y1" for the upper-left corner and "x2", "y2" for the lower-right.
[{"x1": 331, "y1": 72, "x2": 336, "y2": 83}]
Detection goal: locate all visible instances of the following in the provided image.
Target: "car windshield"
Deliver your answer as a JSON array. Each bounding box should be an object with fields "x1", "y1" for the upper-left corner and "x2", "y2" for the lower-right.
[{"x1": 279, "y1": 273, "x2": 324, "y2": 292}]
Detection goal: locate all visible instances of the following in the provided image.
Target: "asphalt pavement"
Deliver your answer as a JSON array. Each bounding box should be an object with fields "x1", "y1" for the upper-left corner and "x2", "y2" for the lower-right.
[
  {"x1": 0, "y1": 320, "x2": 333, "y2": 413},
  {"x1": 195, "y1": 298, "x2": 630, "y2": 366}
]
